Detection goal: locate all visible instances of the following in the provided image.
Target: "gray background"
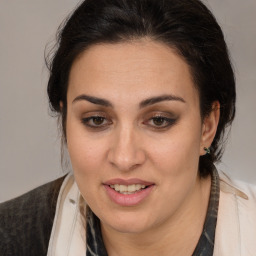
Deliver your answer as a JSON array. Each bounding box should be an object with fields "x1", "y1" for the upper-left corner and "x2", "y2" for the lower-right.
[{"x1": 0, "y1": 0, "x2": 255, "y2": 202}]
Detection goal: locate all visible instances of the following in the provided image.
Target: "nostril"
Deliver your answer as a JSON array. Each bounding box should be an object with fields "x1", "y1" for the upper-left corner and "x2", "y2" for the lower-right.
[{"x1": 107, "y1": 147, "x2": 146, "y2": 172}]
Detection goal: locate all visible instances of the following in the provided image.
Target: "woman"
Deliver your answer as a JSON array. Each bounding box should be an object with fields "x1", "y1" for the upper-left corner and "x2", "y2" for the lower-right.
[{"x1": 1, "y1": 0, "x2": 255, "y2": 255}]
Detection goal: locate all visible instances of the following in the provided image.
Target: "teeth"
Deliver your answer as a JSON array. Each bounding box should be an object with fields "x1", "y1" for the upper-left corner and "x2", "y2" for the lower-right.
[
  {"x1": 128, "y1": 184, "x2": 135, "y2": 192},
  {"x1": 109, "y1": 184, "x2": 147, "y2": 194},
  {"x1": 119, "y1": 185, "x2": 126, "y2": 193}
]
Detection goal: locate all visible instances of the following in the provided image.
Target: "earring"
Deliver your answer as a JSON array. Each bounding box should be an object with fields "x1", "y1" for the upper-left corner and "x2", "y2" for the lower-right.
[{"x1": 204, "y1": 147, "x2": 210, "y2": 155}]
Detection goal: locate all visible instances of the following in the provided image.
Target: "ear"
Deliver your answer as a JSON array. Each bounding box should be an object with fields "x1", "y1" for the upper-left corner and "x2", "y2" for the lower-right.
[{"x1": 200, "y1": 101, "x2": 220, "y2": 156}]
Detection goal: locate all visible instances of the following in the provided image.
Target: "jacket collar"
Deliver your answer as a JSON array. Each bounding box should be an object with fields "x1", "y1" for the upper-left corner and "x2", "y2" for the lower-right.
[
  {"x1": 213, "y1": 171, "x2": 249, "y2": 256},
  {"x1": 47, "y1": 173, "x2": 86, "y2": 256}
]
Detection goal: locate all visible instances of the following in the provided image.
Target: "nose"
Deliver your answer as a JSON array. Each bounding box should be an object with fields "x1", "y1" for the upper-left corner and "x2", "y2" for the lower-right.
[{"x1": 107, "y1": 126, "x2": 146, "y2": 171}]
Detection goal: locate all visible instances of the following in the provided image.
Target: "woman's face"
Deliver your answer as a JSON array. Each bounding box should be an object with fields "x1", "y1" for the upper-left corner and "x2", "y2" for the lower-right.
[{"x1": 66, "y1": 40, "x2": 211, "y2": 234}]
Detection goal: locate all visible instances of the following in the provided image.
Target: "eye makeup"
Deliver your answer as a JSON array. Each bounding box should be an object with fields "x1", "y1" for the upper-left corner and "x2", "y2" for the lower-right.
[
  {"x1": 80, "y1": 112, "x2": 112, "y2": 130},
  {"x1": 142, "y1": 111, "x2": 179, "y2": 131}
]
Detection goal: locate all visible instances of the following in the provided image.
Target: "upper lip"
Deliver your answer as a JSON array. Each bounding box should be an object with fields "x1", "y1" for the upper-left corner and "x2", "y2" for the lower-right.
[{"x1": 103, "y1": 178, "x2": 154, "y2": 186}]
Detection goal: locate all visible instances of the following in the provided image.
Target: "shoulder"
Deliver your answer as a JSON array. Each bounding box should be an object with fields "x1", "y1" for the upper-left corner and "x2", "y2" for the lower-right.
[
  {"x1": 219, "y1": 171, "x2": 256, "y2": 201},
  {"x1": 218, "y1": 170, "x2": 256, "y2": 217},
  {"x1": 0, "y1": 175, "x2": 67, "y2": 256},
  {"x1": 215, "y1": 171, "x2": 256, "y2": 255}
]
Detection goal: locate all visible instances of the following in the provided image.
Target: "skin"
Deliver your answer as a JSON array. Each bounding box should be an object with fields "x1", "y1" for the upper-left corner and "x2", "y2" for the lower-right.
[{"x1": 65, "y1": 39, "x2": 220, "y2": 256}]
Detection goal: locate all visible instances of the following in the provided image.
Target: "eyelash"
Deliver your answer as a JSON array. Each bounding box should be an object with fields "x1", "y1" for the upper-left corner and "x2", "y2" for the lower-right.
[
  {"x1": 81, "y1": 114, "x2": 177, "y2": 130},
  {"x1": 81, "y1": 115, "x2": 111, "y2": 129},
  {"x1": 144, "y1": 115, "x2": 177, "y2": 129}
]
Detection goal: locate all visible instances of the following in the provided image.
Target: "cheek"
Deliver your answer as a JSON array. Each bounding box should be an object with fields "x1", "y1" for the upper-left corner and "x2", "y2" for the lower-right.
[
  {"x1": 66, "y1": 116, "x2": 105, "y2": 176},
  {"x1": 66, "y1": 124, "x2": 107, "y2": 206},
  {"x1": 149, "y1": 128, "x2": 202, "y2": 175},
  {"x1": 147, "y1": 128, "x2": 202, "y2": 212},
  {"x1": 67, "y1": 136, "x2": 106, "y2": 177}
]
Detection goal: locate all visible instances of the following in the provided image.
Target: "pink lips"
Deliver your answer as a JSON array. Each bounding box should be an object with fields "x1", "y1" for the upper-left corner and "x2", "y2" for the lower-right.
[
  {"x1": 104, "y1": 178, "x2": 153, "y2": 186},
  {"x1": 103, "y1": 178, "x2": 155, "y2": 207}
]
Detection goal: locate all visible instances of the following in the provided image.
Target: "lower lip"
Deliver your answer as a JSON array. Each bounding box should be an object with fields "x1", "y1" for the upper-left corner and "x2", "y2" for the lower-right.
[{"x1": 104, "y1": 185, "x2": 154, "y2": 207}]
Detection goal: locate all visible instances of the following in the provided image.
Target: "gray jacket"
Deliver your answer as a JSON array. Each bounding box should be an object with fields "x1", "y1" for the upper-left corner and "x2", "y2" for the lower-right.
[{"x1": 0, "y1": 176, "x2": 66, "y2": 256}]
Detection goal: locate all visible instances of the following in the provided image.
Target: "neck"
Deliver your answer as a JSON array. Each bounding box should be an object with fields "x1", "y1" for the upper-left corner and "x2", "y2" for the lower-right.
[{"x1": 101, "y1": 174, "x2": 211, "y2": 256}]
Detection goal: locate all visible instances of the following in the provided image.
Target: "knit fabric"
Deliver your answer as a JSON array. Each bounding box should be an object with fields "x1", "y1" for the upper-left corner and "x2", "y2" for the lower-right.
[{"x1": 0, "y1": 176, "x2": 66, "y2": 256}]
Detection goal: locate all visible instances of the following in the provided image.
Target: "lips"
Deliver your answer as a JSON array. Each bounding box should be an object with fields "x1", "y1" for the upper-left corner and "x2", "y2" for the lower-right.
[
  {"x1": 110, "y1": 184, "x2": 146, "y2": 194},
  {"x1": 104, "y1": 178, "x2": 153, "y2": 186},
  {"x1": 103, "y1": 178, "x2": 155, "y2": 206}
]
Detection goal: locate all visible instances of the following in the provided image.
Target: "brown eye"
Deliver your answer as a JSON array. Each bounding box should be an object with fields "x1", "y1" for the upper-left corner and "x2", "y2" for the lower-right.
[
  {"x1": 152, "y1": 117, "x2": 166, "y2": 126},
  {"x1": 81, "y1": 115, "x2": 112, "y2": 129},
  {"x1": 92, "y1": 116, "x2": 105, "y2": 125},
  {"x1": 144, "y1": 115, "x2": 177, "y2": 129}
]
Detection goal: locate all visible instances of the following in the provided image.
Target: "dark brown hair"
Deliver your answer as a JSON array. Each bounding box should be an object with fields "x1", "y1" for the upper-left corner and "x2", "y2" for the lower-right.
[{"x1": 46, "y1": 0, "x2": 236, "y2": 176}]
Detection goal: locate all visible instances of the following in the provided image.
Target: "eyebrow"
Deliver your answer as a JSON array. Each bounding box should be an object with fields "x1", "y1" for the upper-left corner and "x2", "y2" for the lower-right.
[
  {"x1": 72, "y1": 94, "x2": 185, "y2": 108},
  {"x1": 72, "y1": 94, "x2": 113, "y2": 107},
  {"x1": 139, "y1": 94, "x2": 186, "y2": 108}
]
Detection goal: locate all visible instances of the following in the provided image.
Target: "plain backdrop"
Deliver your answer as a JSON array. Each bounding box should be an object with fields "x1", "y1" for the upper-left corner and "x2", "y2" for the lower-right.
[{"x1": 0, "y1": 0, "x2": 256, "y2": 202}]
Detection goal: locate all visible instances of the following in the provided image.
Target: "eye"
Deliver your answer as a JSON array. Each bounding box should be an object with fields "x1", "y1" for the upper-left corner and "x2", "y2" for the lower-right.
[
  {"x1": 81, "y1": 115, "x2": 112, "y2": 129},
  {"x1": 144, "y1": 114, "x2": 177, "y2": 129},
  {"x1": 151, "y1": 117, "x2": 167, "y2": 126}
]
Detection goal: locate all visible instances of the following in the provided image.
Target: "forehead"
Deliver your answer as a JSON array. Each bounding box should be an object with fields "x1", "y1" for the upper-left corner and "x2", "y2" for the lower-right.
[{"x1": 68, "y1": 40, "x2": 199, "y2": 107}]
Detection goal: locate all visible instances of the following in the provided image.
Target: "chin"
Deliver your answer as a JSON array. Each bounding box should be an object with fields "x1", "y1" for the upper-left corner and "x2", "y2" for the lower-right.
[
  {"x1": 101, "y1": 211, "x2": 155, "y2": 234},
  {"x1": 110, "y1": 222, "x2": 150, "y2": 234}
]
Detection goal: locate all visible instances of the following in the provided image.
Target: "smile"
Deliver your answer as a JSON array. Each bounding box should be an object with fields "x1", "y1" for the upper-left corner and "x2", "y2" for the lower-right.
[
  {"x1": 103, "y1": 179, "x2": 155, "y2": 206},
  {"x1": 109, "y1": 184, "x2": 147, "y2": 194}
]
